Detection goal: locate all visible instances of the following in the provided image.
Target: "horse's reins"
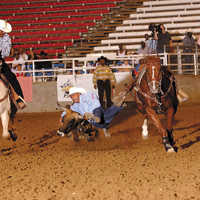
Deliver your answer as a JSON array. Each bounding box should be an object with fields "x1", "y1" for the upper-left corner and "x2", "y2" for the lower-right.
[
  {"x1": 121, "y1": 64, "x2": 174, "y2": 106},
  {"x1": 135, "y1": 67, "x2": 174, "y2": 105},
  {"x1": 134, "y1": 85, "x2": 162, "y2": 106},
  {"x1": 159, "y1": 74, "x2": 174, "y2": 98}
]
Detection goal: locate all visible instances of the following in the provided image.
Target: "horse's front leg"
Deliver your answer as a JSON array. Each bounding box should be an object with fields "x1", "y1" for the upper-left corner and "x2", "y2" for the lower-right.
[
  {"x1": 145, "y1": 107, "x2": 175, "y2": 152},
  {"x1": 166, "y1": 106, "x2": 175, "y2": 132},
  {"x1": 145, "y1": 107, "x2": 166, "y2": 137},
  {"x1": 166, "y1": 106, "x2": 176, "y2": 146}
]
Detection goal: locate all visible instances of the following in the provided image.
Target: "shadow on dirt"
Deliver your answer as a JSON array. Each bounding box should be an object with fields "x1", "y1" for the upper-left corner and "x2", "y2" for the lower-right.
[
  {"x1": 0, "y1": 131, "x2": 60, "y2": 156},
  {"x1": 174, "y1": 123, "x2": 200, "y2": 149},
  {"x1": 111, "y1": 102, "x2": 138, "y2": 128},
  {"x1": 29, "y1": 130, "x2": 60, "y2": 148}
]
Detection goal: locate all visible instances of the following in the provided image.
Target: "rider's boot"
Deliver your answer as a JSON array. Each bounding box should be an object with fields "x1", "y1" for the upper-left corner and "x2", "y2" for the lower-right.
[
  {"x1": 9, "y1": 85, "x2": 26, "y2": 110},
  {"x1": 16, "y1": 96, "x2": 26, "y2": 109}
]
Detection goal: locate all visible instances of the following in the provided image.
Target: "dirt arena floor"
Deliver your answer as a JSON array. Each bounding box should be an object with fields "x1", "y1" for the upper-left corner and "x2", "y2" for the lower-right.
[{"x1": 0, "y1": 102, "x2": 200, "y2": 200}]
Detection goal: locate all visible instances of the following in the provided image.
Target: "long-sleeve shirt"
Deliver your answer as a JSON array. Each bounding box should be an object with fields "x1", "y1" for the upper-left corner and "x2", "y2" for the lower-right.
[
  {"x1": 70, "y1": 92, "x2": 101, "y2": 116},
  {"x1": 0, "y1": 33, "x2": 11, "y2": 58},
  {"x1": 93, "y1": 65, "x2": 116, "y2": 87}
]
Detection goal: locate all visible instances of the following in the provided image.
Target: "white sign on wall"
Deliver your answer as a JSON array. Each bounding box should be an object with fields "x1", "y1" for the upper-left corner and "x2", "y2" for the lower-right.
[
  {"x1": 57, "y1": 75, "x2": 74, "y2": 102},
  {"x1": 57, "y1": 72, "x2": 133, "y2": 102}
]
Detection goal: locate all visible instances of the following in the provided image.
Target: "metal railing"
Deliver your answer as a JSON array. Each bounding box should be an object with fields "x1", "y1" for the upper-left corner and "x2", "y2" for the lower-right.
[{"x1": 6, "y1": 50, "x2": 200, "y2": 82}]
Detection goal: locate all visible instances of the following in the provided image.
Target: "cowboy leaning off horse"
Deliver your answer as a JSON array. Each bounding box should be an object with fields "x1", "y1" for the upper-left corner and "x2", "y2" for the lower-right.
[
  {"x1": 58, "y1": 86, "x2": 125, "y2": 139},
  {"x1": 0, "y1": 19, "x2": 26, "y2": 120}
]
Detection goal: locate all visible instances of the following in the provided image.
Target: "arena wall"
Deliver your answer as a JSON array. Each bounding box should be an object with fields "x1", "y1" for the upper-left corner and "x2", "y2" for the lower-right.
[{"x1": 20, "y1": 75, "x2": 200, "y2": 113}]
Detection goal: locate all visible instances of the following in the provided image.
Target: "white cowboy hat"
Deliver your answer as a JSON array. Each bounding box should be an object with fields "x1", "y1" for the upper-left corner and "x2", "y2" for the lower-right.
[
  {"x1": 69, "y1": 87, "x2": 86, "y2": 96},
  {"x1": 0, "y1": 20, "x2": 12, "y2": 33}
]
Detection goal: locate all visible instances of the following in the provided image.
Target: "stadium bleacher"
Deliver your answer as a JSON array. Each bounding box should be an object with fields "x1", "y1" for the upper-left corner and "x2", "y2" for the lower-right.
[
  {"x1": 1, "y1": 0, "x2": 200, "y2": 58},
  {"x1": 90, "y1": 0, "x2": 200, "y2": 56},
  {"x1": 0, "y1": 0, "x2": 124, "y2": 56}
]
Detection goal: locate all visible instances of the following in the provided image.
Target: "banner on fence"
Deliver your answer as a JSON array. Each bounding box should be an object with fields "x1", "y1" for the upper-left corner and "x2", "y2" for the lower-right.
[
  {"x1": 57, "y1": 72, "x2": 133, "y2": 102},
  {"x1": 17, "y1": 77, "x2": 33, "y2": 102}
]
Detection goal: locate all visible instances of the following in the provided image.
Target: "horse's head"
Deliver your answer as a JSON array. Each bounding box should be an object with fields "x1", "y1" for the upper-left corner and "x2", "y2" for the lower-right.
[{"x1": 143, "y1": 56, "x2": 162, "y2": 94}]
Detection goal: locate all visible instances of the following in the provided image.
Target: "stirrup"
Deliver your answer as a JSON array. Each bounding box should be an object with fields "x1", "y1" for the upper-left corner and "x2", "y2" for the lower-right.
[
  {"x1": 162, "y1": 136, "x2": 175, "y2": 153},
  {"x1": 16, "y1": 96, "x2": 27, "y2": 110},
  {"x1": 17, "y1": 101, "x2": 26, "y2": 109}
]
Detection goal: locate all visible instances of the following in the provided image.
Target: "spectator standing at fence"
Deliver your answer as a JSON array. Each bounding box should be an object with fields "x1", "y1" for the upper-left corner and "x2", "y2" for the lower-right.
[
  {"x1": 0, "y1": 19, "x2": 26, "y2": 114},
  {"x1": 145, "y1": 32, "x2": 157, "y2": 54},
  {"x1": 197, "y1": 35, "x2": 200, "y2": 48},
  {"x1": 93, "y1": 56, "x2": 116, "y2": 109},
  {"x1": 137, "y1": 41, "x2": 148, "y2": 55},
  {"x1": 12, "y1": 50, "x2": 26, "y2": 77},
  {"x1": 183, "y1": 31, "x2": 196, "y2": 66},
  {"x1": 117, "y1": 44, "x2": 127, "y2": 56},
  {"x1": 116, "y1": 44, "x2": 128, "y2": 69},
  {"x1": 29, "y1": 49, "x2": 52, "y2": 70},
  {"x1": 183, "y1": 32, "x2": 195, "y2": 52},
  {"x1": 156, "y1": 24, "x2": 172, "y2": 53},
  {"x1": 37, "y1": 51, "x2": 52, "y2": 70},
  {"x1": 19, "y1": 47, "x2": 28, "y2": 61}
]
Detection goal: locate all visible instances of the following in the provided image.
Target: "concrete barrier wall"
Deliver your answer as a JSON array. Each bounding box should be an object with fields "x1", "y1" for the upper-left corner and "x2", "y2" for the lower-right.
[
  {"x1": 21, "y1": 81, "x2": 58, "y2": 113},
  {"x1": 20, "y1": 75, "x2": 200, "y2": 113}
]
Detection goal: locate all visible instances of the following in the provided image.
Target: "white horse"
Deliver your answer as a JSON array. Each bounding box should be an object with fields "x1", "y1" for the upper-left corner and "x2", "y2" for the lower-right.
[{"x1": 0, "y1": 79, "x2": 17, "y2": 141}]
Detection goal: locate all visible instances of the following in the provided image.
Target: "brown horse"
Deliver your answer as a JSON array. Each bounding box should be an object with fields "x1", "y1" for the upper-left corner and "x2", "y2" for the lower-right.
[{"x1": 133, "y1": 56, "x2": 178, "y2": 152}]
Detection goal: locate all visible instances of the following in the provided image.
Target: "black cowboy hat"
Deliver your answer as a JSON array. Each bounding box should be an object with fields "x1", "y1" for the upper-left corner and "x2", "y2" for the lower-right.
[
  {"x1": 97, "y1": 56, "x2": 109, "y2": 64},
  {"x1": 40, "y1": 51, "x2": 47, "y2": 56}
]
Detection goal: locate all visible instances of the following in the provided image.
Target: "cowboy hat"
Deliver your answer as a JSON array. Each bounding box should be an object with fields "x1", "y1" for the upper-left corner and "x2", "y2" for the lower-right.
[
  {"x1": 69, "y1": 87, "x2": 86, "y2": 96},
  {"x1": 0, "y1": 20, "x2": 12, "y2": 33},
  {"x1": 97, "y1": 56, "x2": 108, "y2": 62}
]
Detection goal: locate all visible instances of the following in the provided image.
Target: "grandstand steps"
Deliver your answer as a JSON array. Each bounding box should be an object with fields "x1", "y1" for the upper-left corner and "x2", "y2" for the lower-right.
[
  {"x1": 1, "y1": 0, "x2": 127, "y2": 57},
  {"x1": 87, "y1": 0, "x2": 200, "y2": 56},
  {"x1": 68, "y1": 0, "x2": 146, "y2": 57}
]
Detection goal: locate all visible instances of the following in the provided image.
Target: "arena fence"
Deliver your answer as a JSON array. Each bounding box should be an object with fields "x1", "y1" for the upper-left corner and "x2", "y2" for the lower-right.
[{"x1": 7, "y1": 51, "x2": 200, "y2": 82}]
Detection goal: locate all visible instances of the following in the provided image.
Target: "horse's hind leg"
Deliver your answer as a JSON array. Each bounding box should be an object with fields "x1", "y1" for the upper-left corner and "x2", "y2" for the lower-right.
[{"x1": 1, "y1": 111, "x2": 9, "y2": 138}]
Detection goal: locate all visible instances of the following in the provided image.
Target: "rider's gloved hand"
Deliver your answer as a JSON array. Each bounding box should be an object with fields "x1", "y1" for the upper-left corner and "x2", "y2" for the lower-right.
[{"x1": 84, "y1": 112, "x2": 101, "y2": 123}]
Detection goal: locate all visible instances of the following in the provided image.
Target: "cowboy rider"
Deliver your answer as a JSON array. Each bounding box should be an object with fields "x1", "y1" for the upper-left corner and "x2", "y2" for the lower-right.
[{"x1": 0, "y1": 19, "x2": 26, "y2": 119}]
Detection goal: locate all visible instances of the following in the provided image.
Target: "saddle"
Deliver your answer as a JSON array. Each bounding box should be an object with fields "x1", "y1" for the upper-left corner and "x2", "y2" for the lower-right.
[
  {"x1": 0, "y1": 57, "x2": 26, "y2": 111},
  {"x1": 0, "y1": 74, "x2": 26, "y2": 110}
]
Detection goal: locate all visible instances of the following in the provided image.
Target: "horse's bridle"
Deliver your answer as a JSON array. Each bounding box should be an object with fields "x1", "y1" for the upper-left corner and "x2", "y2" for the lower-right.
[
  {"x1": 134, "y1": 64, "x2": 174, "y2": 106},
  {"x1": 146, "y1": 64, "x2": 162, "y2": 94}
]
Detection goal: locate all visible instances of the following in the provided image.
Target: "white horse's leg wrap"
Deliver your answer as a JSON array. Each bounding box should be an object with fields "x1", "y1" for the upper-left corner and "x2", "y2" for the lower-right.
[
  {"x1": 142, "y1": 118, "x2": 148, "y2": 139},
  {"x1": 1, "y1": 111, "x2": 9, "y2": 138}
]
